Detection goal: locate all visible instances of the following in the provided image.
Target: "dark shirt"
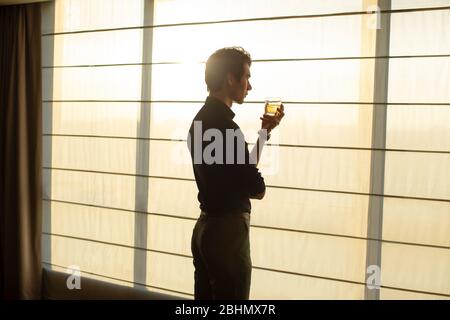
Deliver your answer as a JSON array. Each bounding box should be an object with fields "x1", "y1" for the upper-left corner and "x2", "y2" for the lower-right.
[{"x1": 187, "y1": 96, "x2": 266, "y2": 215}]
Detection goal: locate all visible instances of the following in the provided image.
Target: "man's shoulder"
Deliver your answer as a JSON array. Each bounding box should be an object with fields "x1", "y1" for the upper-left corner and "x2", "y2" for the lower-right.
[
  {"x1": 191, "y1": 105, "x2": 233, "y2": 127},
  {"x1": 188, "y1": 102, "x2": 243, "y2": 140},
  {"x1": 193, "y1": 103, "x2": 212, "y2": 122}
]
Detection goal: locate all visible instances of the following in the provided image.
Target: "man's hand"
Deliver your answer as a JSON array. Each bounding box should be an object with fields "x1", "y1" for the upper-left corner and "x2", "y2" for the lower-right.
[
  {"x1": 260, "y1": 104, "x2": 285, "y2": 133},
  {"x1": 250, "y1": 104, "x2": 284, "y2": 166}
]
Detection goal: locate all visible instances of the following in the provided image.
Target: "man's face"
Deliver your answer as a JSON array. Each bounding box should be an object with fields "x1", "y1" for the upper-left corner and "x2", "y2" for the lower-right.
[{"x1": 230, "y1": 63, "x2": 252, "y2": 104}]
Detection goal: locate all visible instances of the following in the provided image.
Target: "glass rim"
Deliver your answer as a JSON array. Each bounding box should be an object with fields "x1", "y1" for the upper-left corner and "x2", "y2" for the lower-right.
[{"x1": 264, "y1": 97, "x2": 282, "y2": 103}]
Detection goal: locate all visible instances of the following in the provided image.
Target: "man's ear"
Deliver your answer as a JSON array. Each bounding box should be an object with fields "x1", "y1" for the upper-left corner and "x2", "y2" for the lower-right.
[{"x1": 226, "y1": 72, "x2": 234, "y2": 86}]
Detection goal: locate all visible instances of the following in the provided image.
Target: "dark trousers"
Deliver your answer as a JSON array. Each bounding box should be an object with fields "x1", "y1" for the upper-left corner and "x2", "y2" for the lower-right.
[{"x1": 191, "y1": 211, "x2": 252, "y2": 300}]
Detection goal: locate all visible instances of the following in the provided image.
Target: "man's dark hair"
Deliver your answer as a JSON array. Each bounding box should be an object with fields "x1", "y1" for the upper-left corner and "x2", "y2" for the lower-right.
[{"x1": 205, "y1": 47, "x2": 252, "y2": 92}]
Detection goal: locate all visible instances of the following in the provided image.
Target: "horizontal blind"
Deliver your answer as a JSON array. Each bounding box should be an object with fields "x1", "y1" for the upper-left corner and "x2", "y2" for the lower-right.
[
  {"x1": 380, "y1": 0, "x2": 450, "y2": 299},
  {"x1": 42, "y1": 0, "x2": 450, "y2": 299}
]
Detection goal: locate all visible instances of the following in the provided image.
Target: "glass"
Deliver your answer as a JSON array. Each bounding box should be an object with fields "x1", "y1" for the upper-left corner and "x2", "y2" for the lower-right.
[{"x1": 265, "y1": 97, "x2": 282, "y2": 116}]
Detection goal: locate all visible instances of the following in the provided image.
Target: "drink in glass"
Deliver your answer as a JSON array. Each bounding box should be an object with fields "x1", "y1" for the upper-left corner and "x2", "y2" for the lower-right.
[{"x1": 265, "y1": 97, "x2": 281, "y2": 116}]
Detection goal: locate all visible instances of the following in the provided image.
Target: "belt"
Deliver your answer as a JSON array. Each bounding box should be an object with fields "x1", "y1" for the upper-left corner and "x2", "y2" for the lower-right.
[{"x1": 201, "y1": 211, "x2": 250, "y2": 218}]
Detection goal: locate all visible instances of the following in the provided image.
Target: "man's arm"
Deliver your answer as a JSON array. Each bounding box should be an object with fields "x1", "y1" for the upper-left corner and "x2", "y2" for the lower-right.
[
  {"x1": 249, "y1": 129, "x2": 270, "y2": 166},
  {"x1": 248, "y1": 130, "x2": 269, "y2": 199},
  {"x1": 248, "y1": 104, "x2": 285, "y2": 199},
  {"x1": 243, "y1": 147, "x2": 266, "y2": 200},
  {"x1": 246, "y1": 164, "x2": 265, "y2": 200}
]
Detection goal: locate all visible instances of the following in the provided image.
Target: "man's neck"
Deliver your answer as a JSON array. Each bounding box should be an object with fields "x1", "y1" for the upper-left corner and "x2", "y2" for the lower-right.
[{"x1": 208, "y1": 92, "x2": 233, "y2": 108}]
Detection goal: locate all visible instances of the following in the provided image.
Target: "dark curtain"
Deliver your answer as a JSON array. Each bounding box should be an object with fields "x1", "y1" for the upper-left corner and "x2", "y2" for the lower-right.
[{"x1": 0, "y1": 3, "x2": 42, "y2": 299}]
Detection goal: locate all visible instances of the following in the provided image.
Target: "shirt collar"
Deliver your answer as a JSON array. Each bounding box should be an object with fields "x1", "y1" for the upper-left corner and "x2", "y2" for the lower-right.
[{"x1": 205, "y1": 96, "x2": 235, "y2": 120}]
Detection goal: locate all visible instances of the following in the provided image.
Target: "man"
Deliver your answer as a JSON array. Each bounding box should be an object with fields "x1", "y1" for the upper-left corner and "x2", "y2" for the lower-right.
[{"x1": 187, "y1": 47, "x2": 284, "y2": 300}]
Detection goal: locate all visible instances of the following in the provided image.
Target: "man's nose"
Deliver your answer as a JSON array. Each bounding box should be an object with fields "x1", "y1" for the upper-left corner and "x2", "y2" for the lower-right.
[{"x1": 248, "y1": 82, "x2": 252, "y2": 91}]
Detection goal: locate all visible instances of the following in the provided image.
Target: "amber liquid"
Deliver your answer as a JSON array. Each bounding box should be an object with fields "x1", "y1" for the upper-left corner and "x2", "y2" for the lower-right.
[{"x1": 265, "y1": 103, "x2": 280, "y2": 116}]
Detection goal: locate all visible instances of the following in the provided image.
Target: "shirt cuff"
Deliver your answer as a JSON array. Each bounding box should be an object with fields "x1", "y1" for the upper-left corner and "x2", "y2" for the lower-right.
[{"x1": 258, "y1": 129, "x2": 271, "y2": 142}]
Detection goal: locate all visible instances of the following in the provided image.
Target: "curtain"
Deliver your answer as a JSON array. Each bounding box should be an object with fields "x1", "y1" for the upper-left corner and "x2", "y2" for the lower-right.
[
  {"x1": 0, "y1": 3, "x2": 42, "y2": 299},
  {"x1": 41, "y1": 0, "x2": 449, "y2": 299}
]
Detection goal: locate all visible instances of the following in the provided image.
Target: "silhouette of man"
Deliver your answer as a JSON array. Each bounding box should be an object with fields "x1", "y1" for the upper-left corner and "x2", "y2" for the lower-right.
[{"x1": 187, "y1": 47, "x2": 284, "y2": 300}]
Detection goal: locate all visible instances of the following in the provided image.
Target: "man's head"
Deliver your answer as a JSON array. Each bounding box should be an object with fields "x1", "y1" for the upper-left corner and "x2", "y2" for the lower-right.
[{"x1": 205, "y1": 47, "x2": 252, "y2": 104}]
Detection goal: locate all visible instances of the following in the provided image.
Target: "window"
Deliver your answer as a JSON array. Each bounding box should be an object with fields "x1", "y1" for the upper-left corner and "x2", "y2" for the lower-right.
[{"x1": 42, "y1": 0, "x2": 450, "y2": 299}]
